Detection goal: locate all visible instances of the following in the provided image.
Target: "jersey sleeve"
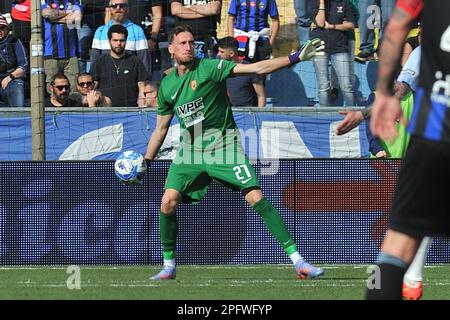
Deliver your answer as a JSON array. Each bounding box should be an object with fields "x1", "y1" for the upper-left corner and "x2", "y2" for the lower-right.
[
  {"x1": 203, "y1": 59, "x2": 237, "y2": 83},
  {"x1": 269, "y1": 0, "x2": 279, "y2": 18},
  {"x1": 228, "y1": 0, "x2": 238, "y2": 15},
  {"x1": 157, "y1": 79, "x2": 174, "y2": 116},
  {"x1": 397, "y1": 46, "x2": 421, "y2": 91},
  {"x1": 396, "y1": 0, "x2": 424, "y2": 19}
]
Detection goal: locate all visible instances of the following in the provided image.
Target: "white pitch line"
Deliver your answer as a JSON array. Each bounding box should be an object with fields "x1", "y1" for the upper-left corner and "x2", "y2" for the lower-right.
[{"x1": 1, "y1": 280, "x2": 450, "y2": 289}]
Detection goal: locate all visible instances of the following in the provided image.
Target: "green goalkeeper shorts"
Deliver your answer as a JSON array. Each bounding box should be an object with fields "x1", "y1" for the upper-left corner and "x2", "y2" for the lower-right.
[{"x1": 164, "y1": 148, "x2": 260, "y2": 203}]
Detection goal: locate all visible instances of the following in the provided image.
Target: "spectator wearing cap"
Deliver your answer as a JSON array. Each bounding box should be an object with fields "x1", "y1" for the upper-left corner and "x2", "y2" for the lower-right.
[
  {"x1": 41, "y1": 0, "x2": 82, "y2": 92},
  {"x1": 90, "y1": 0, "x2": 150, "y2": 76},
  {"x1": 0, "y1": 15, "x2": 28, "y2": 107}
]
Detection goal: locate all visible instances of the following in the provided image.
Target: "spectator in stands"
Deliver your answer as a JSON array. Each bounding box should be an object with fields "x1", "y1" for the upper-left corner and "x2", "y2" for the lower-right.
[
  {"x1": 105, "y1": 0, "x2": 163, "y2": 79},
  {"x1": 0, "y1": 15, "x2": 27, "y2": 107},
  {"x1": 148, "y1": 1, "x2": 176, "y2": 80},
  {"x1": 217, "y1": 37, "x2": 266, "y2": 107},
  {"x1": 41, "y1": 0, "x2": 82, "y2": 92},
  {"x1": 170, "y1": 0, "x2": 221, "y2": 59},
  {"x1": 11, "y1": 0, "x2": 30, "y2": 57},
  {"x1": 330, "y1": 0, "x2": 359, "y2": 102},
  {"x1": 69, "y1": 72, "x2": 112, "y2": 107},
  {"x1": 308, "y1": 0, "x2": 355, "y2": 107},
  {"x1": 294, "y1": 0, "x2": 311, "y2": 47},
  {"x1": 354, "y1": 0, "x2": 395, "y2": 63},
  {"x1": 77, "y1": 0, "x2": 106, "y2": 73},
  {"x1": 227, "y1": 0, "x2": 279, "y2": 63},
  {"x1": 138, "y1": 80, "x2": 159, "y2": 108},
  {"x1": 48, "y1": 73, "x2": 73, "y2": 107},
  {"x1": 91, "y1": 24, "x2": 147, "y2": 107},
  {"x1": 91, "y1": 0, "x2": 150, "y2": 74}
]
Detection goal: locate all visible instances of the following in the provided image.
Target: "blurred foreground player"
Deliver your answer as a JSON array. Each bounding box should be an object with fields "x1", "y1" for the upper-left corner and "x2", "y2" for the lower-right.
[
  {"x1": 144, "y1": 24, "x2": 325, "y2": 280},
  {"x1": 366, "y1": 0, "x2": 450, "y2": 299}
]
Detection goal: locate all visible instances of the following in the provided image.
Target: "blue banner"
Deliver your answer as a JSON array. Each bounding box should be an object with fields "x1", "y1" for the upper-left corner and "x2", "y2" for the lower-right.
[{"x1": 0, "y1": 111, "x2": 369, "y2": 160}]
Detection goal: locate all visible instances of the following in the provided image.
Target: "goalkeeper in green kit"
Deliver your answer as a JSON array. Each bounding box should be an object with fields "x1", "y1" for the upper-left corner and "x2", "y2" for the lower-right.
[{"x1": 144, "y1": 24, "x2": 325, "y2": 280}]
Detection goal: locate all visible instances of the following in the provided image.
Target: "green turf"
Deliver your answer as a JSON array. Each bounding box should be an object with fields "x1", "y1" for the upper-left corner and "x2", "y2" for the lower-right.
[{"x1": 0, "y1": 265, "x2": 448, "y2": 300}]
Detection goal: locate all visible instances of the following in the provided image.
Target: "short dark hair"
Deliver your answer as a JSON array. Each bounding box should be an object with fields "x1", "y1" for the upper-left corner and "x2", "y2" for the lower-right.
[
  {"x1": 149, "y1": 80, "x2": 160, "y2": 91},
  {"x1": 108, "y1": 24, "x2": 128, "y2": 40},
  {"x1": 217, "y1": 37, "x2": 239, "y2": 54},
  {"x1": 77, "y1": 73, "x2": 93, "y2": 82},
  {"x1": 168, "y1": 24, "x2": 194, "y2": 44},
  {"x1": 50, "y1": 73, "x2": 69, "y2": 85}
]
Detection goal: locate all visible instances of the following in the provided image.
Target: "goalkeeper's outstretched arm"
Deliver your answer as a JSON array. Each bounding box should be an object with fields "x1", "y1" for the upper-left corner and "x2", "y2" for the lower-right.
[
  {"x1": 145, "y1": 114, "x2": 174, "y2": 161},
  {"x1": 232, "y1": 38, "x2": 324, "y2": 76}
]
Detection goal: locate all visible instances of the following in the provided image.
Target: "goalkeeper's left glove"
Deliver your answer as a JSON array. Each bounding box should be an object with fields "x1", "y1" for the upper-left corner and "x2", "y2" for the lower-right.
[{"x1": 288, "y1": 38, "x2": 325, "y2": 65}]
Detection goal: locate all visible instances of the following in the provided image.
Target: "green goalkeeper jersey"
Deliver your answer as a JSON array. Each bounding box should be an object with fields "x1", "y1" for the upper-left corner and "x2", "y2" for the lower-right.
[{"x1": 158, "y1": 58, "x2": 239, "y2": 151}]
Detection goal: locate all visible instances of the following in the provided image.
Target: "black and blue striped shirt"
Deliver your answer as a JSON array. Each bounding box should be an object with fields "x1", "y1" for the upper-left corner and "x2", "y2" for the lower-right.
[
  {"x1": 408, "y1": 0, "x2": 450, "y2": 143},
  {"x1": 228, "y1": 0, "x2": 278, "y2": 32},
  {"x1": 41, "y1": 0, "x2": 80, "y2": 59}
]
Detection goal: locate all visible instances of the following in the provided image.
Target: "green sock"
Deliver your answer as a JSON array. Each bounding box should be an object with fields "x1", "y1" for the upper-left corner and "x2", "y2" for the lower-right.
[
  {"x1": 159, "y1": 211, "x2": 177, "y2": 260},
  {"x1": 252, "y1": 198, "x2": 295, "y2": 252}
]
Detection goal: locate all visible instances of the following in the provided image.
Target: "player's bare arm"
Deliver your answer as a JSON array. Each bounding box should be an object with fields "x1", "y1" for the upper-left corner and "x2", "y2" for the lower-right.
[
  {"x1": 233, "y1": 56, "x2": 291, "y2": 75},
  {"x1": 145, "y1": 114, "x2": 174, "y2": 160}
]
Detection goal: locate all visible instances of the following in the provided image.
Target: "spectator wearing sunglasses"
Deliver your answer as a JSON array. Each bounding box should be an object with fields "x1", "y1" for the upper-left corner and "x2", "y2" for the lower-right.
[
  {"x1": 48, "y1": 73, "x2": 74, "y2": 107},
  {"x1": 69, "y1": 72, "x2": 112, "y2": 107},
  {"x1": 91, "y1": 0, "x2": 151, "y2": 76}
]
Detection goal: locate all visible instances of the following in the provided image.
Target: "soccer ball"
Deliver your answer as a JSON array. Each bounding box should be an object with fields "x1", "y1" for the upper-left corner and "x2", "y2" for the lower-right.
[{"x1": 114, "y1": 150, "x2": 147, "y2": 185}]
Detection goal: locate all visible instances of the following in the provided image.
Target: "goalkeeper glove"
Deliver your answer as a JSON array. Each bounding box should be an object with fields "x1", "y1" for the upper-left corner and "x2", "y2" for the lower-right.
[{"x1": 288, "y1": 38, "x2": 325, "y2": 65}]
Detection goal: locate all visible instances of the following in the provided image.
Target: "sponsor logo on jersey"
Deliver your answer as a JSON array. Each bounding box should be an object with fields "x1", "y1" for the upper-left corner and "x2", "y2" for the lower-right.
[
  {"x1": 177, "y1": 97, "x2": 205, "y2": 127},
  {"x1": 431, "y1": 71, "x2": 450, "y2": 107}
]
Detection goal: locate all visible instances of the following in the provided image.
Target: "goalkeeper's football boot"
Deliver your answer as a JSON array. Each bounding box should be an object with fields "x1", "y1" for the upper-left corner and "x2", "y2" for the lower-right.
[
  {"x1": 295, "y1": 260, "x2": 324, "y2": 279},
  {"x1": 151, "y1": 266, "x2": 176, "y2": 280},
  {"x1": 402, "y1": 281, "x2": 423, "y2": 300}
]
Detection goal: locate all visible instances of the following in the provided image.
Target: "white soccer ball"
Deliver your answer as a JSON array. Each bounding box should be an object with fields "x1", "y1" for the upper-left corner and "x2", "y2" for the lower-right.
[{"x1": 114, "y1": 150, "x2": 147, "y2": 185}]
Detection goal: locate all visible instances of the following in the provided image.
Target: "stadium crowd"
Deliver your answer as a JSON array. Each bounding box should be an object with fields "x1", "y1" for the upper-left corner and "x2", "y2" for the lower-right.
[{"x1": 0, "y1": 0, "x2": 409, "y2": 109}]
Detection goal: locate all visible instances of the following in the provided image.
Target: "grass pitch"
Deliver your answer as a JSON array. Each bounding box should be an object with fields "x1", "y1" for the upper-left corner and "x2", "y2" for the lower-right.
[{"x1": 0, "y1": 264, "x2": 449, "y2": 300}]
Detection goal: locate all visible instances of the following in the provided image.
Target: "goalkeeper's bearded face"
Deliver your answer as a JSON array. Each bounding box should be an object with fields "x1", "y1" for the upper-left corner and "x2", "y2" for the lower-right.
[{"x1": 169, "y1": 32, "x2": 195, "y2": 65}]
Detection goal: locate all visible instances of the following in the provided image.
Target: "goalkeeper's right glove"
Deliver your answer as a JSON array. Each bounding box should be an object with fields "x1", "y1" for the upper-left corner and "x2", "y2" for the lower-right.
[{"x1": 288, "y1": 38, "x2": 325, "y2": 65}]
